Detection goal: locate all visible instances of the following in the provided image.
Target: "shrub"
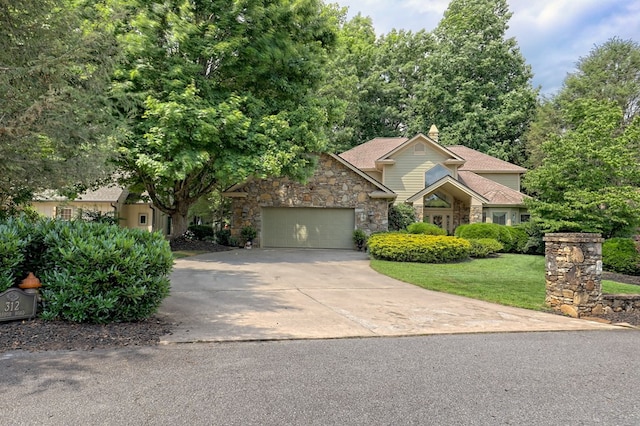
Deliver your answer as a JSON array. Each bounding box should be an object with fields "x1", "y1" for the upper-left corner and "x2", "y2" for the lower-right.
[
  {"x1": 506, "y1": 226, "x2": 529, "y2": 254},
  {"x1": 407, "y1": 222, "x2": 447, "y2": 236},
  {"x1": 0, "y1": 221, "x2": 26, "y2": 292},
  {"x1": 368, "y1": 233, "x2": 470, "y2": 263},
  {"x1": 603, "y1": 238, "x2": 640, "y2": 276},
  {"x1": 241, "y1": 226, "x2": 257, "y2": 244},
  {"x1": 467, "y1": 238, "x2": 504, "y2": 258},
  {"x1": 188, "y1": 224, "x2": 215, "y2": 240},
  {"x1": 353, "y1": 229, "x2": 367, "y2": 250},
  {"x1": 37, "y1": 220, "x2": 173, "y2": 323},
  {"x1": 216, "y1": 228, "x2": 232, "y2": 246},
  {"x1": 388, "y1": 204, "x2": 416, "y2": 231},
  {"x1": 455, "y1": 223, "x2": 514, "y2": 252}
]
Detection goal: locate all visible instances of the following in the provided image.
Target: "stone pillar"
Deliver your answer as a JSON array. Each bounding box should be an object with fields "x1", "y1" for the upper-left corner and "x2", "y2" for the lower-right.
[
  {"x1": 469, "y1": 205, "x2": 482, "y2": 224},
  {"x1": 413, "y1": 204, "x2": 424, "y2": 222},
  {"x1": 543, "y1": 233, "x2": 604, "y2": 318}
]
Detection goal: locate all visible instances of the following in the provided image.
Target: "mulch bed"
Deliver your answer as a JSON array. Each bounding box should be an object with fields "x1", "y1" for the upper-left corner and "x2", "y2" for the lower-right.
[{"x1": 1, "y1": 245, "x2": 638, "y2": 353}]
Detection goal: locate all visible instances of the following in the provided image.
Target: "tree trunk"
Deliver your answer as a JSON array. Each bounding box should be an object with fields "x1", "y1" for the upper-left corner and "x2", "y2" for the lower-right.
[{"x1": 170, "y1": 211, "x2": 189, "y2": 239}]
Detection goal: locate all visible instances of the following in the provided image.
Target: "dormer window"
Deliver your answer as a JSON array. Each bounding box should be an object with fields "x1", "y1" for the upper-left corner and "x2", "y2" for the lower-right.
[
  {"x1": 425, "y1": 164, "x2": 451, "y2": 186},
  {"x1": 414, "y1": 142, "x2": 426, "y2": 155}
]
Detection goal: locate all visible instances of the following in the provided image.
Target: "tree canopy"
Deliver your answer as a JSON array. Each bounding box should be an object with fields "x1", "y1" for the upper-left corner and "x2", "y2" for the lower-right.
[
  {"x1": 523, "y1": 99, "x2": 640, "y2": 238},
  {"x1": 411, "y1": 0, "x2": 537, "y2": 163},
  {"x1": 110, "y1": 0, "x2": 337, "y2": 236},
  {"x1": 0, "y1": 0, "x2": 117, "y2": 211}
]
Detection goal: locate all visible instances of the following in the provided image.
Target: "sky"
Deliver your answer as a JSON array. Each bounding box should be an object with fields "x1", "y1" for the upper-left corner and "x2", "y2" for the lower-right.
[{"x1": 336, "y1": 0, "x2": 640, "y2": 95}]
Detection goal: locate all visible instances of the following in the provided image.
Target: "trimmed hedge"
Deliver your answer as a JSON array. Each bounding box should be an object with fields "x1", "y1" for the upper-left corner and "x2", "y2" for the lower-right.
[
  {"x1": 467, "y1": 238, "x2": 503, "y2": 258},
  {"x1": 0, "y1": 216, "x2": 173, "y2": 323},
  {"x1": 455, "y1": 223, "x2": 518, "y2": 252},
  {"x1": 368, "y1": 233, "x2": 471, "y2": 263},
  {"x1": 407, "y1": 222, "x2": 447, "y2": 236},
  {"x1": 603, "y1": 238, "x2": 640, "y2": 276}
]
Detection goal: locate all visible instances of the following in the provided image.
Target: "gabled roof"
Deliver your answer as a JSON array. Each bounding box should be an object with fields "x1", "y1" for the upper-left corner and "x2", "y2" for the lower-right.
[
  {"x1": 406, "y1": 175, "x2": 489, "y2": 204},
  {"x1": 448, "y1": 145, "x2": 526, "y2": 173},
  {"x1": 339, "y1": 137, "x2": 407, "y2": 170},
  {"x1": 34, "y1": 186, "x2": 126, "y2": 203},
  {"x1": 380, "y1": 134, "x2": 466, "y2": 165},
  {"x1": 457, "y1": 171, "x2": 529, "y2": 206}
]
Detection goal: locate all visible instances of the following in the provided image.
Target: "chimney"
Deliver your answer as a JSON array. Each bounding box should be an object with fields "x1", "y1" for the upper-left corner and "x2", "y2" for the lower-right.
[{"x1": 428, "y1": 124, "x2": 439, "y2": 142}]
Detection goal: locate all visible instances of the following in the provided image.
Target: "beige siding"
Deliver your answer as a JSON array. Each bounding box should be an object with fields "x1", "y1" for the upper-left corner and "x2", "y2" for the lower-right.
[
  {"x1": 475, "y1": 173, "x2": 521, "y2": 191},
  {"x1": 364, "y1": 170, "x2": 382, "y2": 183},
  {"x1": 383, "y1": 143, "x2": 449, "y2": 202},
  {"x1": 31, "y1": 201, "x2": 114, "y2": 219},
  {"x1": 120, "y1": 204, "x2": 154, "y2": 231}
]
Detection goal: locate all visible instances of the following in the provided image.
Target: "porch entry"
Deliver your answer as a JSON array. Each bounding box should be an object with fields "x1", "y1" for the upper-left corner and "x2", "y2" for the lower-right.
[{"x1": 423, "y1": 208, "x2": 453, "y2": 234}]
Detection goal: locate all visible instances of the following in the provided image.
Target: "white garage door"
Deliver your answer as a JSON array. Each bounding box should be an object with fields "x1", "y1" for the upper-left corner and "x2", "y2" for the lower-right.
[{"x1": 262, "y1": 208, "x2": 355, "y2": 249}]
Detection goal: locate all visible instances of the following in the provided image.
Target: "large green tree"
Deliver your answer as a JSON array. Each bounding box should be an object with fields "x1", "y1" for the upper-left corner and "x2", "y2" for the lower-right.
[
  {"x1": 110, "y1": 0, "x2": 336, "y2": 236},
  {"x1": 411, "y1": 0, "x2": 537, "y2": 164},
  {"x1": 523, "y1": 99, "x2": 640, "y2": 238},
  {"x1": 0, "y1": 0, "x2": 117, "y2": 211},
  {"x1": 524, "y1": 37, "x2": 640, "y2": 168}
]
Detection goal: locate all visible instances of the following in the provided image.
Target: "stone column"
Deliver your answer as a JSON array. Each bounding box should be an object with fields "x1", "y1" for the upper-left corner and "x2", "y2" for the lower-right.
[
  {"x1": 469, "y1": 205, "x2": 482, "y2": 224},
  {"x1": 543, "y1": 233, "x2": 604, "y2": 318}
]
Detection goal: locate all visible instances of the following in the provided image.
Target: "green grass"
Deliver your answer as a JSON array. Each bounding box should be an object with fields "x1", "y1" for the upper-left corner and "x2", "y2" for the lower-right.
[{"x1": 370, "y1": 253, "x2": 640, "y2": 311}]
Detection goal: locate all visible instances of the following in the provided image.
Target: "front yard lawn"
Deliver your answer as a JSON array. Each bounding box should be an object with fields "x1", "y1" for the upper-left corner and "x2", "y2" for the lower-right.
[{"x1": 370, "y1": 254, "x2": 640, "y2": 311}]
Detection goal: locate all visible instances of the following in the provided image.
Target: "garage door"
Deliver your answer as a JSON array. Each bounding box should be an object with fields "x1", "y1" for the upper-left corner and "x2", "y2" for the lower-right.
[{"x1": 262, "y1": 208, "x2": 355, "y2": 249}]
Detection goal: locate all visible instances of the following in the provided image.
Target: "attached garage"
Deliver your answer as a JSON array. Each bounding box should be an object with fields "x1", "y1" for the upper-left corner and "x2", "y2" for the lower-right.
[{"x1": 262, "y1": 207, "x2": 355, "y2": 249}]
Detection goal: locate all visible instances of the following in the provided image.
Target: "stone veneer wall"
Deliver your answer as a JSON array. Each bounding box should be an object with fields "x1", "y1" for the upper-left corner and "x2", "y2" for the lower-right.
[
  {"x1": 229, "y1": 154, "x2": 391, "y2": 246},
  {"x1": 543, "y1": 233, "x2": 605, "y2": 318},
  {"x1": 469, "y1": 205, "x2": 482, "y2": 224}
]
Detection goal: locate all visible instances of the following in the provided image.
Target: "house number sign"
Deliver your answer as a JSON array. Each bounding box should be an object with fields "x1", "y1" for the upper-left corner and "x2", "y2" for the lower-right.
[{"x1": 0, "y1": 288, "x2": 37, "y2": 322}]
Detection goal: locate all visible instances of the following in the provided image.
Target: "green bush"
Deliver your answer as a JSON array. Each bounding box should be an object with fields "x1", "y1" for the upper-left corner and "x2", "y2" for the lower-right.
[
  {"x1": 216, "y1": 228, "x2": 232, "y2": 246},
  {"x1": 388, "y1": 204, "x2": 416, "y2": 231},
  {"x1": 188, "y1": 224, "x2": 215, "y2": 240},
  {"x1": 467, "y1": 238, "x2": 504, "y2": 258},
  {"x1": 603, "y1": 238, "x2": 640, "y2": 275},
  {"x1": 0, "y1": 221, "x2": 27, "y2": 292},
  {"x1": 455, "y1": 223, "x2": 514, "y2": 252},
  {"x1": 0, "y1": 216, "x2": 173, "y2": 323},
  {"x1": 407, "y1": 222, "x2": 447, "y2": 236},
  {"x1": 506, "y1": 226, "x2": 529, "y2": 253},
  {"x1": 368, "y1": 233, "x2": 471, "y2": 263},
  {"x1": 241, "y1": 226, "x2": 257, "y2": 244}
]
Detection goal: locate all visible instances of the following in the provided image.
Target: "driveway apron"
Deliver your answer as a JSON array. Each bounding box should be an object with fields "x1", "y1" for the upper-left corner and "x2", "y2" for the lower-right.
[{"x1": 160, "y1": 249, "x2": 619, "y2": 343}]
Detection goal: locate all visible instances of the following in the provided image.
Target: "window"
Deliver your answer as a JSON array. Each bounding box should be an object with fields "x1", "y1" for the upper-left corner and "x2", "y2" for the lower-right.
[
  {"x1": 414, "y1": 143, "x2": 426, "y2": 155},
  {"x1": 424, "y1": 192, "x2": 451, "y2": 208},
  {"x1": 425, "y1": 164, "x2": 451, "y2": 187},
  {"x1": 492, "y1": 212, "x2": 506, "y2": 225},
  {"x1": 520, "y1": 214, "x2": 531, "y2": 223},
  {"x1": 139, "y1": 213, "x2": 148, "y2": 226},
  {"x1": 60, "y1": 208, "x2": 72, "y2": 221}
]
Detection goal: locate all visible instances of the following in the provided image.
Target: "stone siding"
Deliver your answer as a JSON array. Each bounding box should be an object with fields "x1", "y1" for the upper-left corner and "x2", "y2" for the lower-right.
[
  {"x1": 543, "y1": 233, "x2": 604, "y2": 317},
  {"x1": 469, "y1": 205, "x2": 482, "y2": 224},
  {"x1": 229, "y1": 154, "x2": 391, "y2": 246},
  {"x1": 601, "y1": 294, "x2": 640, "y2": 314}
]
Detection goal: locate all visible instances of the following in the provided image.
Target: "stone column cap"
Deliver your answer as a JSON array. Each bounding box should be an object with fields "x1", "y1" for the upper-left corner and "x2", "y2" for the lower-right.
[{"x1": 543, "y1": 232, "x2": 604, "y2": 243}]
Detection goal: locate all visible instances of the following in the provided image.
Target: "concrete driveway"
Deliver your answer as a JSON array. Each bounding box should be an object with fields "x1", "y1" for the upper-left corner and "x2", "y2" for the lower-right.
[{"x1": 159, "y1": 249, "x2": 619, "y2": 343}]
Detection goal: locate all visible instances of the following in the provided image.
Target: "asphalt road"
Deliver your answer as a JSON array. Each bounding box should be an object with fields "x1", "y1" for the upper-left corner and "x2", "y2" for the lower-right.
[{"x1": 2, "y1": 330, "x2": 639, "y2": 425}]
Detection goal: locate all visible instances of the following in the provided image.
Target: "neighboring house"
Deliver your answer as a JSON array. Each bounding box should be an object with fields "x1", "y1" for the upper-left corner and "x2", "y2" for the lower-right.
[
  {"x1": 224, "y1": 126, "x2": 529, "y2": 249},
  {"x1": 31, "y1": 186, "x2": 169, "y2": 234}
]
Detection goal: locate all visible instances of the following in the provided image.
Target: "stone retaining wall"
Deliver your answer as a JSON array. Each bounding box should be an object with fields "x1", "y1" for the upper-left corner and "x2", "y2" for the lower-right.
[{"x1": 601, "y1": 294, "x2": 640, "y2": 313}]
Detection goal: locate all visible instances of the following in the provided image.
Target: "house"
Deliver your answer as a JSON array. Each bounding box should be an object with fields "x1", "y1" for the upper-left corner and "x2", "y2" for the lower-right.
[
  {"x1": 224, "y1": 126, "x2": 529, "y2": 249},
  {"x1": 31, "y1": 186, "x2": 169, "y2": 234},
  {"x1": 339, "y1": 127, "x2": 529, "y2": 234}
]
